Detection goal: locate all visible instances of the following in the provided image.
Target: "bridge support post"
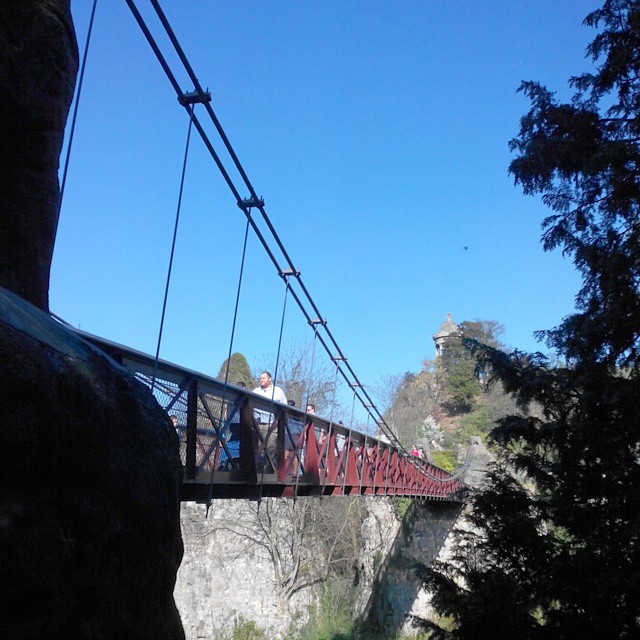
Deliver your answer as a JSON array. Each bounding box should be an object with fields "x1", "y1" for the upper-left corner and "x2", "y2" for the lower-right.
[
  {"x1": 276, "y1": 410, "x2": 287, "y2": 482},
  {"x1": 185, "y1": 378, "x2": 198, "y2": 480},
  {"x1": 238, "y1": 400, "x2": 257, "y2": 484}
]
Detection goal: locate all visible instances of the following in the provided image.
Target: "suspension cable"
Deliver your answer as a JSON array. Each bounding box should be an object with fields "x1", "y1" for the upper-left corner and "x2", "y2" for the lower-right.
[
  {"x1": 292, "y1": 326, "x2": 319, "y2": 500},
  {"x1": 349, "y1": 386, "x2": 357, "y2": 428},
  {"x1": 320, "y1": 361, "x2": 341, "y2": 492},
  {"x1": 304, "y1": 326, "x2": 318, "y2": 412},
  {"x1": 272, "y1": 275, "x2": 291, "y2": 398},
  {"x1": 258, "y1": 275, "x2": 291, "y2": 501},
  {"x1": 57, "y1": 0, "x2": 98, "y2": 230},
  {"x1": 125, "y1": 0, "x2": 454, "y2": 480},
  {"x1": 126, "y1": 0, "x2": 397, "y2": 445},
  {"x1": 219, "y1": 212, "x2": 252, "y2": 391},
  {"x1": 151, "y1": 105, "x2": 194, "y2": 391},
  {"x1": 205, "y1": 211, "x2": 253, "y2": 507},
  {"x1": 144, "y1": 0, "x2": 403, "y2": 447}
]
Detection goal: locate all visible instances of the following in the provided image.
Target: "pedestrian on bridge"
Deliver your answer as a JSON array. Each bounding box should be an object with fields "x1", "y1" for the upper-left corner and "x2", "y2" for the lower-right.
[
  {"x1": 284, "y1": 399, "x2": 303, "y2": 474},
  {"x1": 253, "y1": 371, "x2": 287, "y2": 470},
  {"x1": 252, "y1": 371, "x2": 287, "y2": 415}
]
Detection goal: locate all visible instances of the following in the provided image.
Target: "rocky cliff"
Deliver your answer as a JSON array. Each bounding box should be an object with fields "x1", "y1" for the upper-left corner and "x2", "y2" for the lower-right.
[
  {"x1": 177, "y1": 500, "x2": 314, "y2": 640},
  {"x1": 0, "y1": 0, "x2": 78, "y2": 311},
  {"x1": 0, "y1": 287, "x2": 185, "y2": 638},
  {"x1": 175, "y1": 441, "x2": 490, "y2": 639},
  {"x1": 1, "y1": 3, "x2": 186, "y2": 637}
]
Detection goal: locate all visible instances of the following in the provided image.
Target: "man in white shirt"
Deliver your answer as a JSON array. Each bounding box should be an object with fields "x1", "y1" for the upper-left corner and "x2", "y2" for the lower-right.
[
  {"x1": 253, "y1": 371, "x2": 287, "y2": 425},
  {"x1": 253, "y1": 371, "x2": 287, "y2": 404},
  {"x1": 252, "y1": 372, "x2": 287, "y2": 470}
]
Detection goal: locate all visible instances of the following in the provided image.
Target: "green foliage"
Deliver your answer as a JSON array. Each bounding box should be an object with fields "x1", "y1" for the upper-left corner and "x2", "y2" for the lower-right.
[
  {"x1": 296, "y1": 583, "x2": 435, "y2": 640},
  {"x1": 431, "y1": 450, "x2": 456, "y2": 473},
  {"x1": 423, "y1": 3, "x2": 640, "y2": 638},
  {"x1": 394, "y1": 497, "x2": 413, "y2": 520},
  {"x1": 438, "y1": 320, "x2": 504, "y2": 414},
  {"x1": 228, "y1": 618, "x2": 266, "y2": 640},
  {"x1": 295, "y1": 584, "x2": 357, "y2": 640},
  {"x1": 453, "y1": 406, "x2": 491, "y2": 445},
  {"x1": 438, "y1": 354, "x2": 478, "y2": 414},
  {"x1": 394, "y1": 498, "x2": 421, "y2": 539},
  {"x1": 217, "y1": 352, "x2": 254, "y2": 389}
]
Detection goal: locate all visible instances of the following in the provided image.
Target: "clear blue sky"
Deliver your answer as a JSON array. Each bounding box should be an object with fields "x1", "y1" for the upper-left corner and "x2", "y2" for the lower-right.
[{"x1": 53, "y1": 1, "x2": 595, "y2": 421}]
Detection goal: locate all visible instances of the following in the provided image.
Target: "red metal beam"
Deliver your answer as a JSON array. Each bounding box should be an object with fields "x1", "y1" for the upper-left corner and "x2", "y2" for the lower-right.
[{"x1": 78, "y1": 330, "x2": 468, "y2": 502}]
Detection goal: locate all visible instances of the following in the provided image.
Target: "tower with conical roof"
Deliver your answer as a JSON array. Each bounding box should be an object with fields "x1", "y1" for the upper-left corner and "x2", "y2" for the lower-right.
[{"x1": 433, "y1": 313, "x2": 461, "y2": 358}]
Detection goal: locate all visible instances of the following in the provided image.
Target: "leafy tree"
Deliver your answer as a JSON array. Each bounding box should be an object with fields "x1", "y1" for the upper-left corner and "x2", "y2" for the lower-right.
[
  {"x1": 422, "y1": 3, "x2": 640, "y2": 638},
  {"x1": 379, "y1": 320, "x2": 506, "y2": 450},
  {"x1": 438, "y1": 320, "x2": 505, "y2": 413},
  {"x1": 253, "y1": 340, "x2": 340, "y2": 416}
]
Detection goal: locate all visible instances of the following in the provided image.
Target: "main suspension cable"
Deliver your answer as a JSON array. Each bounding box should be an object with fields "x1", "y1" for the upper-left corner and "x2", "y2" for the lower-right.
[
  {"x1": 125, "y1": 0, "x2": 452, "y2": 478},
  {"x1": 126, "y1": 0, "x2": 394, "y2": 442}
]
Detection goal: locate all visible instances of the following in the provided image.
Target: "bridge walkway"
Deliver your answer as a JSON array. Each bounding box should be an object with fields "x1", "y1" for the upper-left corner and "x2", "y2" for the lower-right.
[{"x1": 82, "y1": 332, "x2": 467, "y2": 503}]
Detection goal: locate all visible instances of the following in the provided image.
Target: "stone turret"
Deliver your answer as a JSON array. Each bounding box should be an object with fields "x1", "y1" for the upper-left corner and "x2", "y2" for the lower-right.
[{"x1": 432, "y1": 313, "x2": 461, "y2": 358}]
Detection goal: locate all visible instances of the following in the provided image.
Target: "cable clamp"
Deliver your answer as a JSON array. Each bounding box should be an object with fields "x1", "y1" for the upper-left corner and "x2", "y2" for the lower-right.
[
  {"x1": 238, "y1": 197, "x2": 264, "y2": 209},
  {"x1": 350, "y1": 383, "x2": 363, "y2": 388},
  {"x1": 309, "y1": 317, "x2": 327, "y2": 326},
  {"x1": 332, "y1": 355, "x2": 347, "y2": 362},
  {"x1": 279, "y1": 268, "x2": 300, "y2": 278},
  {"x1": 178, "y1": 89, "x2": 212, "y2": 106}
]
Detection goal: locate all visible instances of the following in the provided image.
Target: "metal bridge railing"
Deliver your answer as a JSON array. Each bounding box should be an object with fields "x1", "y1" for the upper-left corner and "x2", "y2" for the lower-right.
[{"x1": 77, "y1": 331, "x2": 467, "y2": 502}]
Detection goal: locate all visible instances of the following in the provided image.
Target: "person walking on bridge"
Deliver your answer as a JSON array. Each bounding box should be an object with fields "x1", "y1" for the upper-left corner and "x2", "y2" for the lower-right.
[
  {"x1": 253, "y1": 372, "x2": 287, "y2": 469},
  {"x1": 253, "y1": 371, "x2": 287, "y2": 408}
]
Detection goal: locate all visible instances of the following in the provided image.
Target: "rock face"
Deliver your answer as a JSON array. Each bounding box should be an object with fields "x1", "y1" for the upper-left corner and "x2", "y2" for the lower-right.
[
  {"x1": 1, "y1": 3, "x2": 185, "y2": 634},
  {"x1": 0, "y1": 0, "x2": 78, "y2": 311},
  {"x1": 355, "y1": 498, "x2": 462, "y2": 636},
  {"x1": 356, "y1": 441, "x2": 491, "y2": 636},
  {"x1": 0, "y1": 287, "x2": 185, "y2": 639},
  {"x1": 175, "y1": 497, "x2": 461, "y2": 639},
  {"x1": 176, "y1": 500, "x2": 313, "y2": 640},
  {"x1": 175, "y1": 444, "x2": 490, "y2": 639}
]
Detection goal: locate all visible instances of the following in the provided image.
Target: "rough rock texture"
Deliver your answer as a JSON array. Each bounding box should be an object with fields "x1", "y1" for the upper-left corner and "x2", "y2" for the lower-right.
[
  {"x1": 0, "y1": 287, "x2": 185, "y2": 639},
  {"x1": 0, "y1": 0, "x2": 78, "y2": 311},
  {"x1": 353, "y1": 497, "x2": 401, "y2": 617},
  {"x1": 176, "y1": 498, "x2": 459, "y2": 639},
  {"x1": 176, "y1": 501, "x2": 313, "y2": 640},
  {"x1": 357, "y1": 499, "x2": 462, "y2": 636},
  {"x1": 356, "y1": 441, "x2": 491, "y2": 637}
]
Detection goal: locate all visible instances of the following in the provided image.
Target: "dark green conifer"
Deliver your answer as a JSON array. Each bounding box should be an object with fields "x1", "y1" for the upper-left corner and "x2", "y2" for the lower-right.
[
  {"x1": 422, "y1": 3, "x2": 640, "y2": 638},
  {"x1": 216, "y1": 352, "x2": 255, "y2": 389}
]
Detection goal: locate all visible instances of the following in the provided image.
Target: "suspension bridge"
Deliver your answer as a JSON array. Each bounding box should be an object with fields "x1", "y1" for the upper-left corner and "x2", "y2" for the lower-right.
[{"x1": 51, "y1": 0, "x2": 470, "y2": 503}]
